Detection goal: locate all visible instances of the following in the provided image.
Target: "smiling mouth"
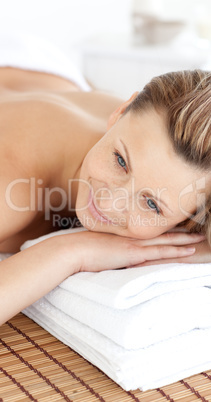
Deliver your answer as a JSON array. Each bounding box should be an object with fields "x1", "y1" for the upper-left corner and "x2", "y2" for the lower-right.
[{"x1": 88, "y1": 190, "x2": 112, "y2": 223}]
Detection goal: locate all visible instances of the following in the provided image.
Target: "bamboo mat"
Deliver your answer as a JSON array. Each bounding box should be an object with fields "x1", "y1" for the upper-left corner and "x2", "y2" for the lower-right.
[{"x1": 0, "y1": 313, "x2": 210, "y2": 402}]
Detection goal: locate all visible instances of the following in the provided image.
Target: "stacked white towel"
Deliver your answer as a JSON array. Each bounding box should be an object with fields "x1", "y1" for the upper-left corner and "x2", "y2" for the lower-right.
[{"x1": 21, "y1": 227, "x2": 211, "y2": 391}]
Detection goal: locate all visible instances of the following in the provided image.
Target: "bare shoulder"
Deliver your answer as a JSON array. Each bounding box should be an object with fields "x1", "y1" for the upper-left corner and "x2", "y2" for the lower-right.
[
  {"x1": 0, "y1": 88, "x2": 122, "y2": 249},
  {"x1": 0, "y1": 94, "x2": 81, "y2": 172},
  {"x1": 62, "y1": 90, "x2": 124, "y2": 121},
  {"x1": 0, "y1": 88, "x2": 121, "y2": 180},
  {"x1": 0, "y1": 90, "x2": 105, "y2": 248}
]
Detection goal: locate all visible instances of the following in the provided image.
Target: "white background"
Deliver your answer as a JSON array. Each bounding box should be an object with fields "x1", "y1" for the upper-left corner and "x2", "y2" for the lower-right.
[
  {"x1": 0, "y1": 0, "x2": 210, "y2": 96},
  {"x1": 0, "y1": 0, "x2": 210, "y2": 53}
]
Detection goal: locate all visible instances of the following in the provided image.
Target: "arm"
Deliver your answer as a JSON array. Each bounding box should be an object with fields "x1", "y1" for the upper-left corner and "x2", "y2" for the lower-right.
[
  {"x1": 0, "y1": 172, "x2": 40, "y2": 245},
  {"x1": 0, "y1": 230, "x2": 202, "y2": 325},
  {"x1": 0, "y1": 235, "x2": 78, "y2": 325}
]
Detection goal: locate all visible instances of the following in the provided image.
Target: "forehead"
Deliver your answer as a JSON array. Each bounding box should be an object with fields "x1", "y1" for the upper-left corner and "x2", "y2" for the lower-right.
[{"x1": 111, "y1": 109, "x2": 209, "y2": 216}]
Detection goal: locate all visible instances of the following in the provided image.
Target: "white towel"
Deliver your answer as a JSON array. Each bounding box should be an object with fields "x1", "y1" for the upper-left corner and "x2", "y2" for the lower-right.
[
  {"x1": 21, "y1": 227, "x2": 211, "y2": 390},
  {"x1": 0, "y1": 30, "x2": 90, "y2": 91},
  {"x1": 0, "y1": 253, "x2": 13, "y2": 261},
  {"x1": 23, "y1": 298, "x2": 211, "y2": 391},
  {"x1": 21, "y1": 227, "x2": 211, "y2": 309},
  {"x1": 60, "y1": 262, "x2": 211, "y2": 308},
  {"x1": 45, "y1": 286, "x2": 211, "y2": 349}
]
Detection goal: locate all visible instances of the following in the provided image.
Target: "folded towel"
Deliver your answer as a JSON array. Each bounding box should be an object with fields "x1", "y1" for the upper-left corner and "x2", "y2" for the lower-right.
[
  {"x1": 21, "y1": 227, "x2": 211, "y2": 390},
  {"x1": 45, "y1": 286, "x2": 211, "y2": 349},
  {"x1": 21, "y1": 227, "x2": 211, "y2": 308},
  {"x1": 23, "y1": 298, "x2": 211, "y2": 391}
]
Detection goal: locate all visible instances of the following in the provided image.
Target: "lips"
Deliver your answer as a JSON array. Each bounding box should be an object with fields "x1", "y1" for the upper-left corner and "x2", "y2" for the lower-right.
[{"x1": 88, "y1": 190, "x2": 111, "y2": 223}]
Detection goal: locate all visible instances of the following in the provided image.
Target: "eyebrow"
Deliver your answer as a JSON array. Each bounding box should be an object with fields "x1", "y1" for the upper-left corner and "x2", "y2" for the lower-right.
[
  {"x1": 119, "y1": 139, "x2": 174, "y2": 215},
  {"x1": 120, "y1": 139, "x2": 133, "y2": 172}
]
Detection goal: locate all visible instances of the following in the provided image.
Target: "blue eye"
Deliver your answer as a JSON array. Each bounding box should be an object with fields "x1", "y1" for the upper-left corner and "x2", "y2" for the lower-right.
[
  {"x1": 113, "y1": 151, "x2": 127, "y2": 172},
  {"x1": 117, "y1": 155, "x2": 126, "y2": 168},
  {"x1": 146, "y1": 197, "x2": 160, "y2": 215}
]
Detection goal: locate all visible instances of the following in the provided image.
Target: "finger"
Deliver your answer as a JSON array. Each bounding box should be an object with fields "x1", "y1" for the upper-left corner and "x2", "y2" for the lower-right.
[
  {"x1": 128, "y1": 244, "x2": 195, "y2": 266},
  {"x1": 165, "y1": 232, "x2": 206, "y2": 244},
  {"x1": 134, "y1": 232, "x2": 205, "y2": 247},
  {"x1": 128, "y1": 257, "x2": 186, "y2": 268}
]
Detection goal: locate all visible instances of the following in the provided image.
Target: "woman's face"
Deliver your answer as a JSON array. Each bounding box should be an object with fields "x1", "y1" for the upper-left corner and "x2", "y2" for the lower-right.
[{"x1": 76, "y1": 106, "x2": 210, "y2": 239}]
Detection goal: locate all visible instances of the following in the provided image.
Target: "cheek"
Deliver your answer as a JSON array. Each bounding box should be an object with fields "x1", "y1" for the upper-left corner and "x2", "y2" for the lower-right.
[
  {"x1": 127, "y1": 216, "x2": 170, "y2": 239},
  {"x1": 83, "y1": 146, "x2": 112, "y2": 182}
]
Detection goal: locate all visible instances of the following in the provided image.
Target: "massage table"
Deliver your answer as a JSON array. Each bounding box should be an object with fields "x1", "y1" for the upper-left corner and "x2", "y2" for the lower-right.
[{"x1": 0, "y1": 313, "x2": 210, "y2": 402}]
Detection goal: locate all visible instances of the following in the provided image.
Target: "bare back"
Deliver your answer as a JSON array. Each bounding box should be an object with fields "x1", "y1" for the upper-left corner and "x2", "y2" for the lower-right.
[{"x1": 0, "y1": 67, "x2": 123, "y2": 252}]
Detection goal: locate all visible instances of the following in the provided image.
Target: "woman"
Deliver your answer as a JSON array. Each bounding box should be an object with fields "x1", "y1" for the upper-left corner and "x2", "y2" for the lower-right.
[{"x1": 0, "y1": 58, "x2": 210, "y2": 325}]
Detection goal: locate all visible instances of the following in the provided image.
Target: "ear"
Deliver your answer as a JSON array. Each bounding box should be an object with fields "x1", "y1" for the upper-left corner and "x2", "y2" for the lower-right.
[{"x1": 107, "y1": 91, "x2": 139, "y2": 130}]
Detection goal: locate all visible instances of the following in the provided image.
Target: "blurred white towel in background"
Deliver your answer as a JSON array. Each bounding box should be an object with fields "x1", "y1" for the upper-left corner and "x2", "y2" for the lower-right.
[
  {"x1": 0, "y1": 30, "x2": 90, "y2": 91},
  {"x1": 21, "y1": 227, "x2": 211, "y2": 391}
]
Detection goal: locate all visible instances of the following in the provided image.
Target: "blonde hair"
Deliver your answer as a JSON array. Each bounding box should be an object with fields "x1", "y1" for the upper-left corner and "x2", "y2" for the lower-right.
[{"x1": 125, "y1": 70, "x2": 211, "y2": 244}]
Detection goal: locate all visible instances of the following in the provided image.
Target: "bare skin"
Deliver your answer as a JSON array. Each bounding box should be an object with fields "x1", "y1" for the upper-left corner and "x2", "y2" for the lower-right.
[
  {"x1": 0, "y1": 68, "x2": 124, "y2": 251},
  {"x1": 0, "y1": 67, "x2": 210, "y2": 325}
]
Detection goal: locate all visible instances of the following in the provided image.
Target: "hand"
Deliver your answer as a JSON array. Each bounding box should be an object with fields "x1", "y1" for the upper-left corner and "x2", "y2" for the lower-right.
[
  {"x1": 67, "y1": 230, "x2": 205, "y2": 273},
  {"x1": 126, "y1": 233, "x2": 210, "y2": 268}
]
